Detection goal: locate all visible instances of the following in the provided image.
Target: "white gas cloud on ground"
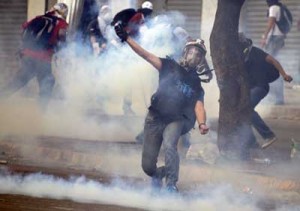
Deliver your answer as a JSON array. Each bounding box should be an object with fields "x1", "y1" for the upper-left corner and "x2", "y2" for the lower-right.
[{"x1": 0, "y1": 172, "x2": 265, "y2": 211}]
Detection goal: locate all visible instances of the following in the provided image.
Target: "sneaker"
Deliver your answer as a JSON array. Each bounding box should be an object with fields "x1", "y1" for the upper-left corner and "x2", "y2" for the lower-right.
[
  {"x1": 166, "y1": 185, "x2": 178, "y2": 193},
  {"x1": 261, "y1": 137, "x2": 277, "y2": 149}
]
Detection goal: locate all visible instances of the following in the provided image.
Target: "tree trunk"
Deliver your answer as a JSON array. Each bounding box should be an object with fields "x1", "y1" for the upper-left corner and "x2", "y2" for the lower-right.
[{"x1": 210, "y1": 0, "x2": 252, "y2": 159}]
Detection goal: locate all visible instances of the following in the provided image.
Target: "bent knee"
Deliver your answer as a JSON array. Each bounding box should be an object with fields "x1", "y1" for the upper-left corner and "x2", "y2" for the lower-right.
[{"x1": 142, "y1": 159, "x2": 156, "y2": 177}]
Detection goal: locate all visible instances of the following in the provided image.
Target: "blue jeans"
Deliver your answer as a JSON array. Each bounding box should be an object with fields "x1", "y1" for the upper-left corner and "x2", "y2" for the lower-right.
[
  {"x1": 265, "y1": 35, "x2": 284, "y2": 57},
  {"x1": 250, "y1": 86, "x2": 275, "y2": 141},
  {"x1": 142, "y1": 110, "x2": 185, "y2": 186}
]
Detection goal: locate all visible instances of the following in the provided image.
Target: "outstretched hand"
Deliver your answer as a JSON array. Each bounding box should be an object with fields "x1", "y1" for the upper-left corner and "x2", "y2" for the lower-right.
[{"x1": 114, "y1": 22, "x2": 128, "y2": 42}]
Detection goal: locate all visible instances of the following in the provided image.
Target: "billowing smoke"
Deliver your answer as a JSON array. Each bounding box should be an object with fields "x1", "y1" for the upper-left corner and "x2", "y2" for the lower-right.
[
  {"x1": 0, "y1": 10, "x2": 201, "y2": 141},
  {"x1": 0, "y1": 171, "x2": 270, "y2": 211}
]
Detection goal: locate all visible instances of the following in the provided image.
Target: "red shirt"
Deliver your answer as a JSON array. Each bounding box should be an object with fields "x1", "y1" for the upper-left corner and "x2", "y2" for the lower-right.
[{"x1": 21, "y1": 12, "x2": 68, "y2": 63}]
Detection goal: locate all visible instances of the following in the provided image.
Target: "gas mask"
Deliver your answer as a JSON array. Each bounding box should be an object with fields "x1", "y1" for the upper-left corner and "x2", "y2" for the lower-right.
[
  {"x1": 185, "y1": 46, "x2": 204, "y2": 70},
  {"x1": 180, "y1": 39, "x2": 207, "y2": 74}
]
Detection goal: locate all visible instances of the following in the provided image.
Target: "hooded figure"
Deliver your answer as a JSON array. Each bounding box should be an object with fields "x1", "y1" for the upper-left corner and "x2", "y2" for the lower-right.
[
  {"x1": 87, "y1": 5, "x2": 113, "y2": 56},
  {"x1": 97, "y1": 5, "x2": 113, "y2": 39},
  {"x1": 51, "y1": 2, "x2": 69, "y2": 20}
]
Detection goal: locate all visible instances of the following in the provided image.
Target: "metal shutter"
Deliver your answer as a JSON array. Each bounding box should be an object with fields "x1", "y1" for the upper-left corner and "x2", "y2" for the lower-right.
[
  {"x1": 0, "y1": 0, "x2": 27, "y2": 81},
  {"x1": 0, "y1": 0, "x2": 27, "y2": 56},
  {"x1": 242, "y1": 0, "x2": 300, "y2": 82},
  {"x1": 166, "y1": 0, "x2": 202, "y2": 39}
]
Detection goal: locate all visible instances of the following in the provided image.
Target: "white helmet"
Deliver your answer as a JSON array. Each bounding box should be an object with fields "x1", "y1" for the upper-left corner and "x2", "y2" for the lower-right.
[
  {"x1": 142, "y1": 1, "x2": 153, "y2": 10},
  {"x1": 53, "y1": 3, "x2": 68, "y2": 19},
  {"x1": 180, "y1": 39, "x2": 207, "y2": 73}
]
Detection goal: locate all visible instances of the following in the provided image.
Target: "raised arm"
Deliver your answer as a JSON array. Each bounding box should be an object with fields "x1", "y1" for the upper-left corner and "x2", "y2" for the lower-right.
[
  {"x1": 114, "y1": 23, "x2": 162, "y2": 71},
  {"x1": 126, "y1": 37, "x2": 162, "y2": 70}
]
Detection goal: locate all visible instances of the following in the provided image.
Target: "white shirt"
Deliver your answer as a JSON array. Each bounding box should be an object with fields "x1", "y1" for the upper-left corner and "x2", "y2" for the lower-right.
[{"x1": 268, "y1": 5, "x2": 283, "y2": 36}]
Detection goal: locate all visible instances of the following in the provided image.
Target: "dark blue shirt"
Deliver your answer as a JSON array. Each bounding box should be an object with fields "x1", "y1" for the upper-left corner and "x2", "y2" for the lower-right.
[
  {"x1": 246, "y1": 47, "x2": 275, "y2": 89},
  {"x1": 150, "y1": 57, "x2": 204, "y2": 126}
]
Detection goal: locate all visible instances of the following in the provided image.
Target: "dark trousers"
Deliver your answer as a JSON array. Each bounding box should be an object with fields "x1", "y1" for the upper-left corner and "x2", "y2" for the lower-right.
[
  {"x1": 249, "y1": 86, "x2": 275, "y2": 145},
  {"x1": 141, "y1": 110, "x2": 185, "y2": 186},
  {"x1": 0, "y1": 56, "x2": 55, "y2": 108}
]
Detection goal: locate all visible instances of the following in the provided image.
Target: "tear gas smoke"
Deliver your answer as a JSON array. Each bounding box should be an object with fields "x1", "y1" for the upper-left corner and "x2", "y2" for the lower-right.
[
  {"x1": 0, "y1": 172, "x2": 277, "y2": 211},
  {"x1": 0, "y1": 11, "x2": 209, "y2": 141}
]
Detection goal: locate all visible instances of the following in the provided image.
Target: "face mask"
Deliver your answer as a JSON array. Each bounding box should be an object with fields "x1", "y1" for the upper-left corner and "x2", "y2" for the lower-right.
[{"x1": 184, "y1": 47, "x2": 204, "y2": 70}]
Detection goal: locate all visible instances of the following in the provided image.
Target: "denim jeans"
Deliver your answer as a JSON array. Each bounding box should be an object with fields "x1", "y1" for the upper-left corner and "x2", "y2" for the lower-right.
[
  {"x1": 250, "y1": 86, "x2": 275, "y2": 140},
  {"x1": 141, "y1": 110, "x2": 185, "y2": 186},
  {"x1": 265, "y1": 35, "x2": 284, "y2": 57}
]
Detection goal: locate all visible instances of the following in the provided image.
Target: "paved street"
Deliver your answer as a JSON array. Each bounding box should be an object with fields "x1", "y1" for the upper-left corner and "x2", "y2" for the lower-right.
[
  {"x1": 0, "y1": 86, "x2": 299, "y2": 210},
  {"x1": 1, "y1": 118, "x2": 300, "y2": 210},
  {"x1": 0, "y1": 194, "x2": 145, "y2": 211}
]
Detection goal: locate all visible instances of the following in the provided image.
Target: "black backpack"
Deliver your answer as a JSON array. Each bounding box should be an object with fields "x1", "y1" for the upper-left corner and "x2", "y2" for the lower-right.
[
  {"x1": 22, "y1": 14, "x2": 58, "y2": 50},
  {"x1": 276, "y1": 4, "x2": 293, "y2": 34}
]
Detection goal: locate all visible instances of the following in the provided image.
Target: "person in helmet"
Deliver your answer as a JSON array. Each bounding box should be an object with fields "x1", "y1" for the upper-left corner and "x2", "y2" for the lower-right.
[
  {"x1": 239, "y1": 33, "x2": 292, "y2": 152},
  {"x1": 0, "y1": 3, "x2": 69, "y2": 110},
  {"x1": 87, "y1": 5, "x2": 113, "y2": 56},
  {"x1": 114, "y1": 23, "x2": 209, "y2": 192},
  {"x1": 52, "y1": 2, "x2": 69, "y2": 20},
  {"x1": 138, "y1": 1, "x2": 153, "y2": 22}
]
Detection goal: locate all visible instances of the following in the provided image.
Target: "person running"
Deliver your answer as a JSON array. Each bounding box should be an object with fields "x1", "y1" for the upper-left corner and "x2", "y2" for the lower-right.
[
  {"x1": 239, "y1": 33, "x2": 292, "y2": 150},
  {"x1": 0, "y1": 3, "x2": 69, "y2": 110}
]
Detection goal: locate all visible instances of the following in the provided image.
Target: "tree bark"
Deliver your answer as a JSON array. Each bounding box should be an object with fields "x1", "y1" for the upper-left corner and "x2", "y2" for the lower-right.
[{"x1": 210, "y1": 0, "x2": 252, "y2": 159}]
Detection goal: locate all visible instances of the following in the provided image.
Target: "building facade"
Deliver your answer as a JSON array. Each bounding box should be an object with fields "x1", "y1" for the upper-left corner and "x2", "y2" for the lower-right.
[{"x1": 0, "y1": 0, "x2": 299, "y2": 83}]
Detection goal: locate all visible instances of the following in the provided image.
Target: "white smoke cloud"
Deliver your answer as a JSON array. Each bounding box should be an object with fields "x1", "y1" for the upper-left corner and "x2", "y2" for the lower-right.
[
  {"x1": 0, "y1": 5, "x2": 220, "y2": 142},
  {"x1": 0, "y1": 172, "x2": 266, "y2": 211}
]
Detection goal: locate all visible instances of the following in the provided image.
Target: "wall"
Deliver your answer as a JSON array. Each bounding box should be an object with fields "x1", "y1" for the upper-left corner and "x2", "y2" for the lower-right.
[
  {"x1": 200, "y1": 0, "x2": 217, "y2": 65},
  {"x1": 27, "y1": 0, "x2": 45, "y2": 20}
]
